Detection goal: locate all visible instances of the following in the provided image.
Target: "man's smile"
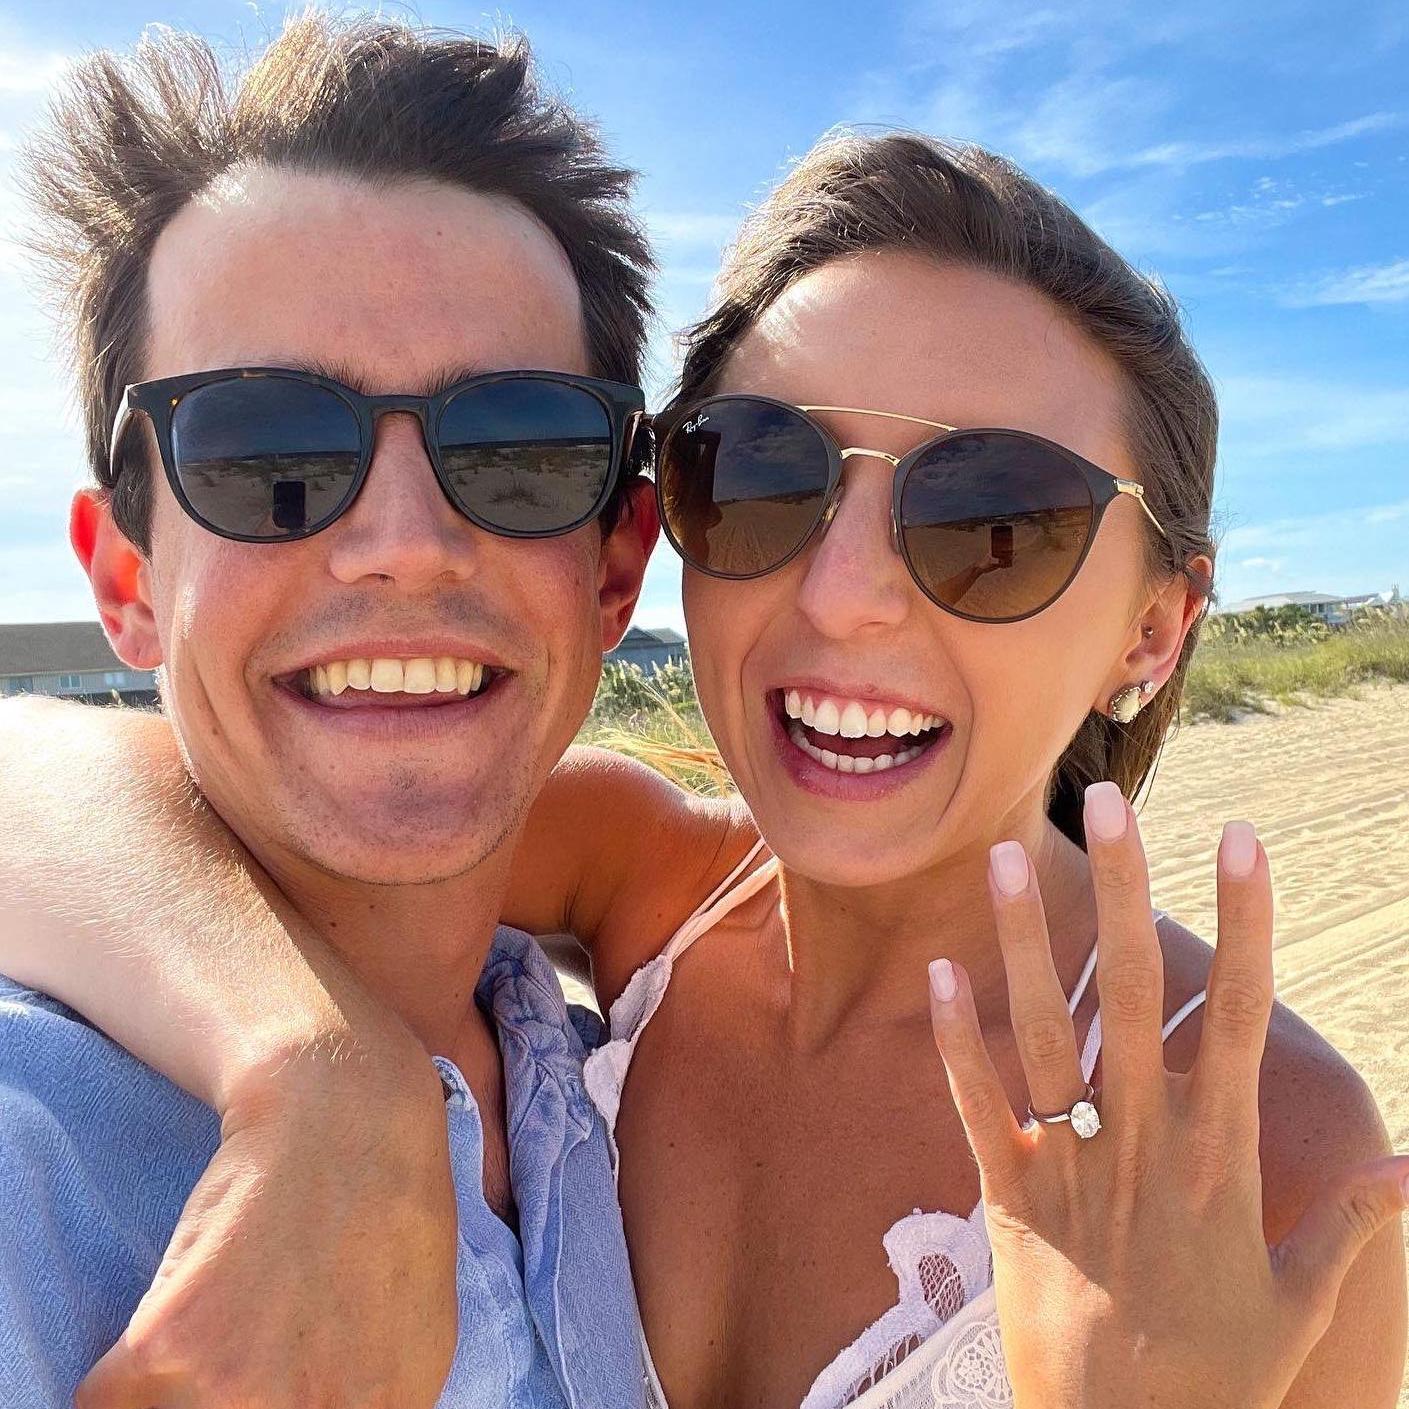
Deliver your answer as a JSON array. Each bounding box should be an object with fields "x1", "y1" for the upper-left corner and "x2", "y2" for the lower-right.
[{"x1": 292, "y1": 655, "x2": 495, "y2": 705}]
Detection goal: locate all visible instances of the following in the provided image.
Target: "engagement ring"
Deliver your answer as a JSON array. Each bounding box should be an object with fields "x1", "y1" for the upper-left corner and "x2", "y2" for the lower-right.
[{"x1": 1027, "y1": 1083, "x2": 1102, "y2": 1139}]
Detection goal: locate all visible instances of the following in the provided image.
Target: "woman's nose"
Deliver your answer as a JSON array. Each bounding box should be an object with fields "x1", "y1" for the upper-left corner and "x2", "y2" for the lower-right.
[{"x1": 792, "y1": 455, "x2": 912, "y2": 638}]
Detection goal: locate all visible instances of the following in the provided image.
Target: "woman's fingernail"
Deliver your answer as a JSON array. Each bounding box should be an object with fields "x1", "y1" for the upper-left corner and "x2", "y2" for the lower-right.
[
  {"x1": 929, "y1": 958, "x2": 957, "y2": 1003},
  {"x1": 1399, "y1": 1161, "x2": 1409, "y2": 1202},
  {"x1": 990, "y1": 841, "x2": 1030, "y2": 897},
  {"x1": 1084, "y1": 780, "x2": 1128, "y2": 843},
  {"x1": 1220, "y1": 821, "x2": 1258, "y2": 878}
]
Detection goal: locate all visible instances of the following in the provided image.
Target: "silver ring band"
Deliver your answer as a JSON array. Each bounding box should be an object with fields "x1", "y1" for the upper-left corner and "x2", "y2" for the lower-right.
[{"x1": 1027, "y1": 1083, "x2": 1102, "y2": 1139}]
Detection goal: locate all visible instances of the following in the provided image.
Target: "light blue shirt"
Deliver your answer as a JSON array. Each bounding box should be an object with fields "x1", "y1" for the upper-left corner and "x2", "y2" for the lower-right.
[{"x1": 0, "y1": 925, "x2": 645, "y2": 1408}]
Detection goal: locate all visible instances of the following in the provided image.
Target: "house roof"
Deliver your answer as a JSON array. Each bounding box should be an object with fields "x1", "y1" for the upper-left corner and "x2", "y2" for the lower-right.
[
  {"x1": 0, "y1": 621, "x2": 128, "y2": 676},
  {"x1": 617, "y1": 626, "x2": 686, "y2": 647},
  {"x1": 1217, "y1": 591, "x2": 1347, "y2": 614}
]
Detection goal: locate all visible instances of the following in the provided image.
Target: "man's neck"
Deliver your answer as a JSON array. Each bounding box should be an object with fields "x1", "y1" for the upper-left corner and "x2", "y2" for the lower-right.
[{"x1": 255, "y1": 843, "x2": 515, "y2": 1084}]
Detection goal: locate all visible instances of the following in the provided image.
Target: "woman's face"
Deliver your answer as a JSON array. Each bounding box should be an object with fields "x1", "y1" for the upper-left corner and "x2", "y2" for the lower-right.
[{"x1": 684, "y1": 252, "x2": 1159, "y2": 887}]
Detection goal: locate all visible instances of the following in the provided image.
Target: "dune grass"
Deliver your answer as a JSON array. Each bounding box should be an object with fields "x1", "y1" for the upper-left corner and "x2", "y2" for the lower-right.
[
  {"x1": 1183, "y1": 614, "x2": 1409, "y2": 723},
  {"x1": 579, "y1": 659, "x2": 733, "y2": 795}
]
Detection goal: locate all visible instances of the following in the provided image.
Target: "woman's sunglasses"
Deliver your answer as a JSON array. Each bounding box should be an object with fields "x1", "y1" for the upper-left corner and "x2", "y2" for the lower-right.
[
  {"x1": 109, "y1": 367, "x2": 647, "y2": 544},
  {"x1": 653, "y1": 394, "x2": 1168, "y2": 625}
]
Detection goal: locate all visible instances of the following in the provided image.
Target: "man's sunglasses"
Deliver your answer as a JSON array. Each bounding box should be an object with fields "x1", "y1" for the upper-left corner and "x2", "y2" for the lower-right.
[
  {"x1": 109, "y1": 367, "x2": 647, "y2": 544},
  {"x1": 652, "y1": 394, "x2": 1168, "y2": 625}
]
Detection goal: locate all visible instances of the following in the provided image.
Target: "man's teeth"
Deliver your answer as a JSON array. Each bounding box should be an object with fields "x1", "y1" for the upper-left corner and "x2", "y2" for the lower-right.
[
  {"x1": 306, "y1": 657, "x2": 487, "y2": 698},
  {"x1": 783, "y1": 689, "x2": 941, "y2": 739},
  {"x1": 788, "y1": 722, "x2": 925, "y2": 772}
]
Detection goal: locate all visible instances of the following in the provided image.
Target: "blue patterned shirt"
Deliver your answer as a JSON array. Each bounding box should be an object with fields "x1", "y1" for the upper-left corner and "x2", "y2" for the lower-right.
[{"x1": 0, "y1": 925, "x2": 644, "y2": 1408}]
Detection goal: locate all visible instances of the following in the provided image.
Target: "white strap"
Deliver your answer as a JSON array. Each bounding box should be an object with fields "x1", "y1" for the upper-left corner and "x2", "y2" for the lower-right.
[
  {"x1": 1067, "y1": 943, "x2": 1100, "y2": 1015},
  {"x1": 662, "y1": 838, "x2": 776, "y2": 964},
  {"x1": 1080, "y1": 988, "x2": 1209, "y2": 1084}
]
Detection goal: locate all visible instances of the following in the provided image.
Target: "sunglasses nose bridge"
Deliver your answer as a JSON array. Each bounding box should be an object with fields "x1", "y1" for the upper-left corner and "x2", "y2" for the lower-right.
[
  {"x1": 365, "y1": 398, "x2": 437, "y2": 474},
  {"x1": 367, "y1": 396, "x2": 432, "y2": 430},
  {"x1": 835, "y1": 446, "x2": 905, "y2": 557}
]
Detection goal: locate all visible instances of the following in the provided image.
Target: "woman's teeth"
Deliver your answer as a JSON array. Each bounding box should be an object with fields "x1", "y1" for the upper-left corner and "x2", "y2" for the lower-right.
[
  {"x1": 780, "y1": 690, "x2": 946, "y2": 775},
  {"x1": 782, "y1": 690, "x2": 940, "y2": 739},
  {"x1": 787, "y1": 722, "x2": 925, "y2": 772},
  {"x1": 304, "y1": 657, "x2": 487, "y2": 698}
]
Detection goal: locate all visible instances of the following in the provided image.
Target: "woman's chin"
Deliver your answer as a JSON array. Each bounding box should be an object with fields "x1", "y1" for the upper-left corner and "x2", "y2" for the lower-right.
[{"x1": 747, "y1": 811, "x2": 956, "y2": 891}]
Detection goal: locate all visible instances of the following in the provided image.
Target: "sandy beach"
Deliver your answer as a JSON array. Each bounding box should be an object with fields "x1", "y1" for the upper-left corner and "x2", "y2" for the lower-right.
[{"x1": 1140, "y1": 682, "x2": 1409, "y2": 1403}]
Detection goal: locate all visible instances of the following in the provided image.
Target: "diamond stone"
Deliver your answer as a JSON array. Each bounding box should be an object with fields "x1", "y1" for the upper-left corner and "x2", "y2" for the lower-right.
[{"x1": 1070, "y1": 1099, "x2": 1101, "y2": 1139}]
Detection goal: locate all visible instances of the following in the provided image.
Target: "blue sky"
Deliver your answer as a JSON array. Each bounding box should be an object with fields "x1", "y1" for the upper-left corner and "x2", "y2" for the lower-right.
[{"x1": 1, "y1": 0, "x2": 1406, "y2": 632}]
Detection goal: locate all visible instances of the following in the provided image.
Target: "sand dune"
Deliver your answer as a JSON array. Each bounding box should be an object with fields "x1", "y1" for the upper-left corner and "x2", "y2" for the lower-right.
[{"x1": 1140, "y1": 682, "x2": 1409, "y2": 1403}]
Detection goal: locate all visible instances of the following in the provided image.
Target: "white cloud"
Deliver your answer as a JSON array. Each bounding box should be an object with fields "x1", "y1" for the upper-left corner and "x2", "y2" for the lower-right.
[
  {"x1": 0, "y1": 49, "x2": 69, "y2": 96},
  {"x1": 1127, "y1": 112, "x2": 1405, "y2": 174},
  {"x1": 0, "y1": 540, "x2": 96, "y2": 625},
  {"x1": 1222, "y1": 500, "x2": 1409, "y2": 551},
  {"x1": 633, "y1": 551, "x2": 685, "y2": 634},
  {"x1": 1217, "y1": 373, "x2": 1409, "y2": 455},
  {"x1": 646, "y1": 211, "x2": 741, "y2": 246},
  {"x1": 1283, "y1": 258, "x2": 1409, "y2": 308},
  {"x1": 1215, "y1": 500, "x2": 1409, "y2": 602},
  {"x1": 1366, "y1": 503, "x2": 1409, "y2": 525}
]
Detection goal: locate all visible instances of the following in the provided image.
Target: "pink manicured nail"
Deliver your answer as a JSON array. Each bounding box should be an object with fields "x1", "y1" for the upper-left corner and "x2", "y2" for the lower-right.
[
  {"x1": 990, "y1": 841, "x2": 1030, "y2": 897},
  {"x1": 1220, "y1": 821, "x2": 1258, "y2": 878},
  {"x1": 929, "y1": 958, "x2": 958, "y2": 1003},
  {"x1": 1084, "y1": 780, "x2": 1128, "y2": 843},
  {"x1": 1400, "y1": 1162, "x2": 1409, "y2": 1202}
]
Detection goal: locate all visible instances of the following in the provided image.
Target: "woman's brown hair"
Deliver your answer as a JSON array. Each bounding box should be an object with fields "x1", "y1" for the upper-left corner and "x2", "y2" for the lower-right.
[{"x1": 671, "y1": 132, "x2": 1217, "y2": 845}]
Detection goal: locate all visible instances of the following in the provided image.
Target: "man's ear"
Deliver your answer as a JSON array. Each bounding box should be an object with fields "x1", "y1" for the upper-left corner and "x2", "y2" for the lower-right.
[
  {"x1": 598, "y1": 479, "x2": 661, "y2": 652},
  {"x1": 70, "y1": 489, "x2": 162, "y2": 669}
]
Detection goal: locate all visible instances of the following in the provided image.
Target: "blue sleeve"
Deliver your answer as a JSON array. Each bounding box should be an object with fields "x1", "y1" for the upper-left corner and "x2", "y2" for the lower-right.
[
  {"x1": 0, "y1": 1085, "x2": 149, "y2": 1406},
  {"x1": 0, "y1": 979, "x2": 218, "y2": 1406}
]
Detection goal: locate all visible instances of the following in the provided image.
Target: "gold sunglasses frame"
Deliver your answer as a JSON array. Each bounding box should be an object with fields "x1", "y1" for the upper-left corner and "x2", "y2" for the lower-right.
[{"x1": 799, "y1": 405, "x2": 1168, "y2": 540}]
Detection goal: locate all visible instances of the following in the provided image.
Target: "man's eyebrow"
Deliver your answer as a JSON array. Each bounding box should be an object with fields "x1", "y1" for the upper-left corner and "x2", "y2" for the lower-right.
[{"x1": 281, "y1": 357, "x2": 493, "y2": 397}]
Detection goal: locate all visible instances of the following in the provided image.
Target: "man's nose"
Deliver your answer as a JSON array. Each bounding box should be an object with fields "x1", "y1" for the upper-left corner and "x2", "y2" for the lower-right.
[
  {"x1": 792, "y1": 455, "x2": 912, "y2": 638},
  {"x1": 324, "y1": 412, "x2": 481, "y2": 590}
]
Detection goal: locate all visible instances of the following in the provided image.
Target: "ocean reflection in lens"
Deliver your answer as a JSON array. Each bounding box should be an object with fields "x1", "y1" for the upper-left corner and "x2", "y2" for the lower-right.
[
  {"x1": 172, "y1": 377, "x2": 361, "y2": 539},
  {"x1": 438, "y1": 380, "x2": 612, "y2": 533},
  {"x1": 901, "y1": 433, "x2": 1093, "y2": 620},
  {"x1": 660, "y1": 399, "x2": 832, "y2": 576}
]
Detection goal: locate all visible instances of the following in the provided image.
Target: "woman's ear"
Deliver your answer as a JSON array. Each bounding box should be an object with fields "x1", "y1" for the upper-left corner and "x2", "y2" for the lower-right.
[
  {"x1": 70, "y1": 489, "x2": 162, "y2": 669},
  {"x1": 1096, "y1": 554, "x2": 1212, "y2": 715},
  {"x1": 598, "y1": 479, "x2": 662, "y2": 652}
]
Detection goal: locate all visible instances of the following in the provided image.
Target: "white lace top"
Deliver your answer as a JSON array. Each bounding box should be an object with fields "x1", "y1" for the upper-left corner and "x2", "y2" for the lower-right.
[{"x1": 582, "y1": 841, "x2": 1208, "y2": 1409}]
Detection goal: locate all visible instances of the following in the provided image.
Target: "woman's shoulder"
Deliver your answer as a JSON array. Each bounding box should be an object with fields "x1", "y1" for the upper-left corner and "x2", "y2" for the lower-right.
[
  {"x1": 1153, "y1": 913, "x2": 1391, "y2": 1240},
  {"x1": 543, "y1": 748, "x2": 762, "y2": 1007}
]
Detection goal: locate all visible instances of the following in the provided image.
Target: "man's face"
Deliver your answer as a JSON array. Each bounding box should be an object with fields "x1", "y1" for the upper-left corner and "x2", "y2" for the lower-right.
[{"x1": 121, "y1": 167, "x2": 640, "y2": 884}]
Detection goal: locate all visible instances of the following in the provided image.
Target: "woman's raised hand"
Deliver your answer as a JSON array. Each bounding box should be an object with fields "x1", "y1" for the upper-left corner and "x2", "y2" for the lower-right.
[{"x1": 927, "y1": 780, "x2": 1408, "y2": 1409}]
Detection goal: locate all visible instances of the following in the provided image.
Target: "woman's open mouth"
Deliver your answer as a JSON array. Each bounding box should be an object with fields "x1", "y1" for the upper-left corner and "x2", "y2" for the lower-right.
[{"x1": 771, "y1": 687, "x2": 952, "y2": 779}]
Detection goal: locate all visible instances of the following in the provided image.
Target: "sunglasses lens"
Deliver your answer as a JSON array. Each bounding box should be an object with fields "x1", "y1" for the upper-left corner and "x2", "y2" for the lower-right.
[
  {"x1": 658, "y1": 398, "x2": 832, "y2": 577},
  {"x1": 437, "y1": 379, "x2": 614, "y2": 534},
  {"x1": 171, "y1": 377, "x2": 362, "y2": 539},
  {"x1": 899, "y1": 432, "x2": 1095, "y2": 621}
]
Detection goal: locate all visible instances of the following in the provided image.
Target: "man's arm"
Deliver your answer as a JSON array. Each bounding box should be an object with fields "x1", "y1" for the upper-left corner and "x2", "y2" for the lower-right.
[
  {"x1": 0, "y1": 695, "x2": 426, "y2": 1111},
  {"x1": 0, "y1": 697, "x2": 754, "y2": 1102}
]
